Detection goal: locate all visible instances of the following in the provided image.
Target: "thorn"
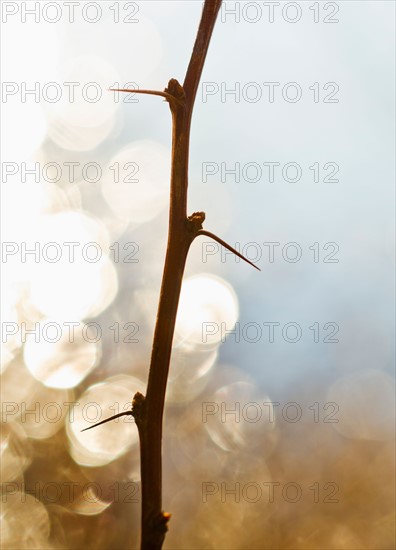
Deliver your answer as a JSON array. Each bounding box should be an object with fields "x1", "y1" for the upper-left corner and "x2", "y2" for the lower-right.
[
  {"x1": 196, "y1": 230, "x2": 261, "y2": 271},
  {"x1": 80, "y1": 411, "x2": 134, "y2": 432},
  {"x1": 108, "y1": 88, "x2": 178, "y2": 104}
]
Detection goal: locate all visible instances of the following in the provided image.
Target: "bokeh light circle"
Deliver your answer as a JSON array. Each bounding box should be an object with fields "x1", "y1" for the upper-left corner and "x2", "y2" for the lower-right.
[
  {"x1": 24, "y1": 320, "x2": 100, "y2": 389},
  {"x1": 175, "y1": 274, "x2": 239, "y2": 346},
  {"x1": 102, "y1": 140, "x2": 170, "y2": 224}
]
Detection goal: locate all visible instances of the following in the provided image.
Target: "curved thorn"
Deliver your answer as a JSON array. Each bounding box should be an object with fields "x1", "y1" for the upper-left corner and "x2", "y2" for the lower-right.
[
  {"x1": 196, "y1": 230, "x2": 261, "y2": 271},
  {"x1": 81, "y1": 411, "x2": 134, "y2": 432},
  {"x1": 108, "y1": 88, "x2": 175, "y2": 103}
]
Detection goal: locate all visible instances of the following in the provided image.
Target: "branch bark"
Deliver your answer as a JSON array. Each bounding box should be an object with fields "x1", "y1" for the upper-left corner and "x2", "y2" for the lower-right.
[
  {"x1": 78, "y1": 1, "x2": 261, "y2": 547},
  {"x1": 132, "y1": 2, "x2": 222, "y2": 549},
  {"x1": 85, "y1": 2, "x2": 260, "y2": 546}
]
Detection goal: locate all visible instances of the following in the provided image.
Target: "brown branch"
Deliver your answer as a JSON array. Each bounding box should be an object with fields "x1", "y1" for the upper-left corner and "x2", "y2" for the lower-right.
[
  {"x1": 133, "y1": 3, "x2": 223, "y2": 549},
  {"x1": 183, "y1": 0, "x2": 223, "y2": 109},
  {"x1": 85, "y1": 2, "x2": 251, "y2": 548}
]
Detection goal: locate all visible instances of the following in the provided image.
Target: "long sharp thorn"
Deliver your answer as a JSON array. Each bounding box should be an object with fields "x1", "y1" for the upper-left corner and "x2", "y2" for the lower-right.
[
  {"x1": 197, "y1": 230, "x2": 261, "y2": 271},
  {"x1": 108, "y1": 88, "x2": 175, "y2": 102},
  {"x1": 81, "y1": 411, "x2": 134, "y2": 432}
]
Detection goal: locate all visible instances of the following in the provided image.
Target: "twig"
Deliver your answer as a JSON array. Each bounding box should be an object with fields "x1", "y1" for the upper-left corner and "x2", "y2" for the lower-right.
[
  {"x1": 86, "y1": 2, "x2": 259, "y2": 548},
  {"x1": 133, "y1": 3, "x2": 223, "y2": 548}
]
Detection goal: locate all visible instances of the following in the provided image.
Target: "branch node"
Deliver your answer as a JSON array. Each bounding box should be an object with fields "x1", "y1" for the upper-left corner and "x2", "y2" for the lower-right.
[
  {"x1": 154, "y1": 511, "x2": 171, "y2": 534},
  {"x1": 144, "y1": 512, "x2": 171, "y2": 548},
  {"x1": 165, "y1": 78, "x2": 186, "y2": 101},
  {"x1": 187, "y1": 211, "x2": 206, "y2": 234},
  {"x1": 132, "y1": 391, "x2": 146, "y2": 422}
]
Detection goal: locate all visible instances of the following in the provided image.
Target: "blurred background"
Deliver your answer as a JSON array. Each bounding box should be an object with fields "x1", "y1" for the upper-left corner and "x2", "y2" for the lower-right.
[{"x1": 1, "y1": 1, "x2": 395, "y2": 548}]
